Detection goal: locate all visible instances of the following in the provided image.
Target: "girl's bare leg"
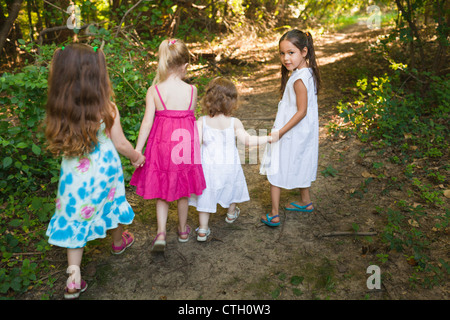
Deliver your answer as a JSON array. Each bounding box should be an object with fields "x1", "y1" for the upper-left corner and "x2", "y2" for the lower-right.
[
  {"x1": 156, "y1": 199, "x2": 169, "y2": 240},
  {"x1": 111, "y1": 224, "x2": 124, "y2": 247},
  {"x1": 67, "y1": 248, "x2": 84, "y2": 293},
  {"x1": 198, "y1": 211, "x2": 210, "y2": 237},
  {"x1": 227, "y1": 203, "x2": 236, "y2": 216},
  {"x1": 177, "y1": 197, "x2": 189, "y2": 239},
  {"x1": 285, "y1": 187, "x2": 314, "y2": 210},
  {"x1": 261, "y1": 184, "x2": 280, "y2": 223}
]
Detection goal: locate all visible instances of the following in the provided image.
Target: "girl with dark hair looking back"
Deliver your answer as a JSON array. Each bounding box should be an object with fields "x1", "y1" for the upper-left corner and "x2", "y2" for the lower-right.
[{"x1": 260, "y1": 29, "x2": 320, "y2": 227}]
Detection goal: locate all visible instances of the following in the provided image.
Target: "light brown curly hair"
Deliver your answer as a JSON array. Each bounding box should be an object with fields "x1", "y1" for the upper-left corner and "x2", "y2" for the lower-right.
[{"x1": 201, "y1": 77, "x2": 239, "y2": 117}]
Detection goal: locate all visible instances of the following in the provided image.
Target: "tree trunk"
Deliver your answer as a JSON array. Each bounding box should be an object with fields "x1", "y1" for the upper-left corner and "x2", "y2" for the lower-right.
[
  {"x1": 394, "y1": 0, "x2": 425, "y2": 69},
  {"x1": 0, "y1": 0, "x2": 24, "y2": 58},
  {"x1": 432, "y1": 0, "x2": 449, "y2": 74}
]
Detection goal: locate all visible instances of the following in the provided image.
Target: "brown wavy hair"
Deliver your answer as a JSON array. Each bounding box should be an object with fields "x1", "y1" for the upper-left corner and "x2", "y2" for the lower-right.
[
  {"x1": 201, "y1": 77, "x2": 238, "y2": 117},
  {"x1": 45, "y1": 44, "x2": 115, "y2": 158},
  {"x1": 279, "y1": 29, "x2": 321, "y2": 96}
]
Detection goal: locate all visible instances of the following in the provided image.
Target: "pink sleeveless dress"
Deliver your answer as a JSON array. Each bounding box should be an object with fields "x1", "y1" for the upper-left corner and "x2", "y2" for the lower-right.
[{"x1": 130, "y1": 85, "x2": 206, "y2": 202}]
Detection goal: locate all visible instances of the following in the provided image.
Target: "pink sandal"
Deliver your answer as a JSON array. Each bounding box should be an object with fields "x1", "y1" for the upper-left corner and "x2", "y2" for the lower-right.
[
  {"x1": 64, "y1": 265, "x2": 87, "y2": 299},
  {"x1": 64, "y1": 279, "x2": 88, "y2": 299},
  {"x1": 111, "y1": 230, "x2": 135, "y2": 255},
  {"x1": 178, "y1": 224, "x2": 191, "y2": 243},
  {"x1": 151, "y1": 232, "x2": 166, "y2": 252}
]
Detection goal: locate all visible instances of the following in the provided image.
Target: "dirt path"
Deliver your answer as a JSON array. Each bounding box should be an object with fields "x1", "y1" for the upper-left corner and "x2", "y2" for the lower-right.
[{"x1": 40, "y1": 24, "x2": 447, "y2": 301}]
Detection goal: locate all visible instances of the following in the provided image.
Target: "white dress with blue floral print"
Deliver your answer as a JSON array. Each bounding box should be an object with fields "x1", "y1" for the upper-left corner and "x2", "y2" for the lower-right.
[{"x1": 46, "y1": 123, "x2": 134, "y2": 249}]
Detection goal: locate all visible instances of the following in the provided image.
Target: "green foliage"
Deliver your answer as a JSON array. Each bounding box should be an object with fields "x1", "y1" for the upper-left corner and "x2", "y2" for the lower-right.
[
  {"x1": 327, "y1": 30, "x2": 448, "y2": 289},
  {"x1": 328, "y1": 65, "x2": 448, "y2": 208},
  {"x1": 0, "y1": 49, "x2": 60, "y2": 295},
  {"x1": 333, "y1": 68, "x2": 449, "y2": 158},
  {"x1": 381, "y1": 204, "x2": 450, "y2": 287},
  {"x1": 321, "y1": 165, "x2": 338, "y2": 177}
]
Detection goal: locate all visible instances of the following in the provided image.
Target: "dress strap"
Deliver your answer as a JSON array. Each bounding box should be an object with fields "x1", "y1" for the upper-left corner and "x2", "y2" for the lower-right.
[
  {"x1": 188, "y1": 85, "x2": 194, "y2": 110},
  {"x1": 155, "y1": 85, "x2": 167, "y2": 110}
]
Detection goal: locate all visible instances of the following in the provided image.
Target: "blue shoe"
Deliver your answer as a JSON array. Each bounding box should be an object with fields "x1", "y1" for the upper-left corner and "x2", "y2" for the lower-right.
[
  {"x1": 261, "y1": 214, "x2": 280, "y2": 227},
  {"x1": 285, "y1": 202, "x2": 314, "y2": 212}
]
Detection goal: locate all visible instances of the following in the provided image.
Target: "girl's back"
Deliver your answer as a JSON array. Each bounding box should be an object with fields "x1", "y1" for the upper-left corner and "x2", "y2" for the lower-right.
[
  {"x1": 154, "y1": 78, "x2": 196, "y2": 111},
  {"x1": 203, "y1": 114, "x2": 232, "y2": 130}
]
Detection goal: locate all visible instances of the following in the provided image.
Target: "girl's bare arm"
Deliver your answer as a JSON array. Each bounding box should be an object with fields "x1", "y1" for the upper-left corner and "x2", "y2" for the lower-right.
[{"x1": 135, "y1": 86, "x2": 157, "y2": 153}]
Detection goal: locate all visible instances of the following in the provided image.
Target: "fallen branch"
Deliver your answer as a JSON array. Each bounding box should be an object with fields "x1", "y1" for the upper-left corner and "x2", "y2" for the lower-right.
[
  {"x1": 38, "y1": 24, "x2": 90, "y2": 45},
  {"x1": 11, "y1": 252, "x2": 42, "y2": 256},
  {"x1": 206, "y1": 59, "x2": 227, "y2": 74},
  {"x1": 320, "y1": 231, "x2": 377, "y2": 237}
]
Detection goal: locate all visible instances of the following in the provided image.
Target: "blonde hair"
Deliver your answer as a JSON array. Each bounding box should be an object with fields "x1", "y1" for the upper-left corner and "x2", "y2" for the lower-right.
[
  {"x1": 153, "y1": 39, "x2": 190, "y2": 85},
  {"x1": 201, "y1": 77, "x2": 239, "y2": 117}
]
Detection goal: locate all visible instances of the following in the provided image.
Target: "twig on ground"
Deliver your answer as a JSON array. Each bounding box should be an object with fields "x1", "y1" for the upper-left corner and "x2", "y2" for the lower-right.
[{"x1": 320, "y1": 231, "x2": 377, "y2": 237}]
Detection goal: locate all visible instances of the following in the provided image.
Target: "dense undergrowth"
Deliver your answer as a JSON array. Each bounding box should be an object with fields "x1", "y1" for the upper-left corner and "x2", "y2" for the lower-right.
[{"x1": 327, "y1": 43, "x2": 449, "y2": 288}]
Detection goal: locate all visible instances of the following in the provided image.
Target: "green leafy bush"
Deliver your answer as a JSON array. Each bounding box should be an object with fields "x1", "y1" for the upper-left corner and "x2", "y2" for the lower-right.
[{"x1": 331, "y1": 66, "x2": 449, "y2": 158}]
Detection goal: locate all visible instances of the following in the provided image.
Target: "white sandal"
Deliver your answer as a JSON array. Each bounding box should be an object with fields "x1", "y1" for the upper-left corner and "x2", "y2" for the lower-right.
[
  {"x1": 196, "y1": 227, "x2": 211, "y2": 242},
  {"x1": 225, "y1": 207, "x2": 240, "y2": 223}
]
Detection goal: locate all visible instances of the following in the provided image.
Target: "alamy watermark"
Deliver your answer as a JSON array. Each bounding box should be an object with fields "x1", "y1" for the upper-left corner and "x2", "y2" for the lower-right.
[
  {"x1": 66, "y1": 3, "x2": 81, "y2": 30},
  {"x1": 366, "y1": 265, "x2": 381, "y2": 289},
  {"x1": 169, "y1": 127, "x2": 275, "y2": 166},
  {"x1": 366, "y1": 5, "x2": 381, "y2": 30}
]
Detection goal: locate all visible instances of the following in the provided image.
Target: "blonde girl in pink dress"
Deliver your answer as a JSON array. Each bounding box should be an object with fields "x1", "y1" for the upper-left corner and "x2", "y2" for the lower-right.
[{"x1": 130, "y1": 39, "x2": 206, "y2": 252}]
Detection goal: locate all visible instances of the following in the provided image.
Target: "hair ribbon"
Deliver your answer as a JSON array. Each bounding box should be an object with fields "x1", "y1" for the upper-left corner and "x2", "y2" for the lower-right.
[
  {"x1": 93, "y1": 46, "x2": 98, "y2": 52},
  {"x1": 305, "y1": 32, "x2": 310, "y2": 37},
  {"x1": 168, "y1": 39, "x2": 177, "y2": 46}
]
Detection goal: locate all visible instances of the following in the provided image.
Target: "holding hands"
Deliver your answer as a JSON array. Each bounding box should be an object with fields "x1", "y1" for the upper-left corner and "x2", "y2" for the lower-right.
[
  {"x1": 268, "y1": 130, "x2": 280, "y2": 143},
  {"x1": 132, "y1": 151, "x2": 145, "y2": 168}
]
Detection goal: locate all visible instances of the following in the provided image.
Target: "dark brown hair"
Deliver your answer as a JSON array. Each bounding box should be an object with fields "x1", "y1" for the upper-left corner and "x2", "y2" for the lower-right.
[
  {"x1": 201, "y1": 77, "x2": 238, "y2": 117},
  {"x1": 279, "y1": 29, "x2": 321, "y2": 96},
  {"x1": 45, "y1": 43, "x2": 115, "y2": 158}
]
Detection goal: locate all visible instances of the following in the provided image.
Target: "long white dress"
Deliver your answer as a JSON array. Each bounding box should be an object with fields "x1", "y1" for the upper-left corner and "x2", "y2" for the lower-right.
[
  {"x1": 260, "y1": 68, "x2": 319, "y2": 189},
  {"x1": 189, "y1": 116, "x2": 250, "y2": 213}
]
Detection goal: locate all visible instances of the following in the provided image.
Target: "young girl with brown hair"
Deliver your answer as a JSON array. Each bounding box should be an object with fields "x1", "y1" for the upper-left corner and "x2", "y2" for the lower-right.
[
  {"x1": 189, "y1": 77, "x2": 271, "y2": 241},
  {"x1": 260, "y1": 29, "x2": 321, "y2": 227},
  {"x1": 45, "y1": 44, "x2": 145, "y2": 299}
]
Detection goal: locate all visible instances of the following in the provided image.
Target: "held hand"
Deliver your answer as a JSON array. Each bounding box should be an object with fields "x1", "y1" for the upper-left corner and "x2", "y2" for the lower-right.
[
  {"x1": 268, "y1": 131, "x2": 280, "y2": 143},
  {"x1": 132, "y1": 151, "x2": 145, "y2": 168}
]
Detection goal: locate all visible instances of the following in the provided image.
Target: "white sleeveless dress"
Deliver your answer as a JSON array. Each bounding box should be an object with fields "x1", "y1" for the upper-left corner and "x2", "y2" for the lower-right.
[
  {"x1": 189, "y1": 117, "x2": 250, "y2": 213},
  {"x1": 260, "y1": 68, "x2": 319, "y2": 189}
]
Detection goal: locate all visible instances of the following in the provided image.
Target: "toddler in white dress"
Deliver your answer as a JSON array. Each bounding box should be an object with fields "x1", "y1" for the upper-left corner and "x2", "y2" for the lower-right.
[{"x1": 189, "y1": 77, "x2": 272, "y2": 240}]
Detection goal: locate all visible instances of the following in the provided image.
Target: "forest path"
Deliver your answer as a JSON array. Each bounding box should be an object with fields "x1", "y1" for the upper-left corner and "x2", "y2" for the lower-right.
[{"x1": 48, "y1": 23, "x2": 446, "y2": 301}]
